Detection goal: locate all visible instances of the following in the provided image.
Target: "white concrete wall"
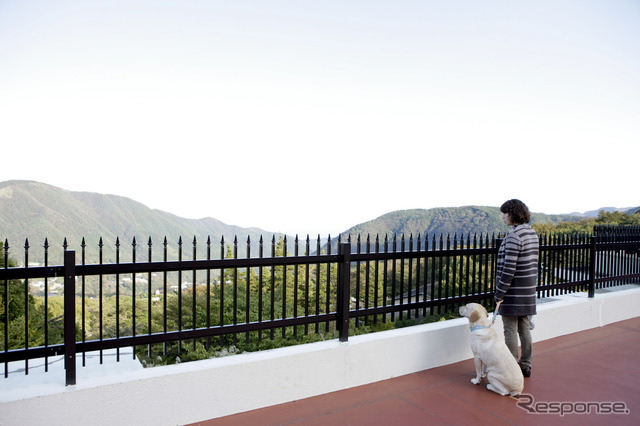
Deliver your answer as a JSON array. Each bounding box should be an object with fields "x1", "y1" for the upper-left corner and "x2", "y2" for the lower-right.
[{"x1": 1, "y1": 286, "x2": 639, "y2": 426}]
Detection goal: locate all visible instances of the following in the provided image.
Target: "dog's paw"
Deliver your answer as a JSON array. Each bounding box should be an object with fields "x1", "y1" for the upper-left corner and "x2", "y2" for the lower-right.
[{"x1": 471, "y1": 378, "x2": 481, "y2": 385}]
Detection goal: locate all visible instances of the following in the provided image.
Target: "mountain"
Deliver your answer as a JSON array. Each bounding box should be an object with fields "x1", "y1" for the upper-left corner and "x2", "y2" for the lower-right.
[
  {"x1": 0, "y1": 180, "x2": 625, "y2": 264},
  {"x1": 0, "y1": 180, "x2": 275, "y2": 264},
  {"x1": 339, "y1": 206, "x2": 582, "y2": 242},
  {"x1": 572, "y1": 207, "x2": 639, "y2": 217}
]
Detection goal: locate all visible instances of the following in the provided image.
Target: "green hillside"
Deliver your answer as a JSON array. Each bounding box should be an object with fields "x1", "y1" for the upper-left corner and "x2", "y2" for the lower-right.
[
  {"x1": 340, "y1": 206, "x2": 582, "y2": 241},
  {"x1": 0, "y1": 180, "x2": 590, "y2": 264},
  {"x1": 0, "y1": 180, "x2": 274, "y2": 264}
]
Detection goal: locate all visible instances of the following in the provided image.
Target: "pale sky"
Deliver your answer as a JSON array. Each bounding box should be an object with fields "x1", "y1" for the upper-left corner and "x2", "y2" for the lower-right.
[{"x1": 1, "y1": 0, "x2": 638, "y2": 236}]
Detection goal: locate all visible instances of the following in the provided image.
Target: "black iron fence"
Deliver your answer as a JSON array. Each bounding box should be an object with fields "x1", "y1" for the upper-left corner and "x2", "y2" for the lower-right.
[{"x1": 2, "y1": 229, "x2": 640, "y2": 386}]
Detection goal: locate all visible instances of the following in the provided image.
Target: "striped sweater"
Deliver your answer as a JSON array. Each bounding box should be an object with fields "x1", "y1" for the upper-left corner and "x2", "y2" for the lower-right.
[{"x1": 495, "y1": 224, "x2": 539, "y2": 316}]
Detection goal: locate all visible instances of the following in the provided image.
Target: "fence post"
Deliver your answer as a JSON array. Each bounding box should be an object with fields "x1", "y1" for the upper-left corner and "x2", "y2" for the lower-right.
[
  {"x1": 588, "y1": 236, "x2": 596, "y2": 298},
  {"x1": 64, "y1": 250, "x2": 76, "y2": 386},
  {"x1": 337, "y1": 242, "x2": 351, "y2": 342}
]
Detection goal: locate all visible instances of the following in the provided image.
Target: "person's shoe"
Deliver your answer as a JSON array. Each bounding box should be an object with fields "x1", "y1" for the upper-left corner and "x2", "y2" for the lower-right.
[{"x1": 520, "y1": 364, "x2": 531, "y2": 378}]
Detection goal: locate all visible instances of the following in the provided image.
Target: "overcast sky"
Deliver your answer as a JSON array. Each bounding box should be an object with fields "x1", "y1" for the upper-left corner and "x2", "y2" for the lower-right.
[{"x1": 1, "y1": 0, "x2": 638, "y2": 236}]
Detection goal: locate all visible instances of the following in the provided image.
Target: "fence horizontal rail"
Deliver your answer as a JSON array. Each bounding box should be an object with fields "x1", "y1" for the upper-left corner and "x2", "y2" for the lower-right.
[
  {"x1": 74, "y1": 313, "x2": 341, "y2": 353},
  {"x1": 0, "y1": 247, "x2": 509, "y2": 281},
  {"x1": 1, "y1": 345, "x2": 65, "y2": 363},
  {"x1": 349, "y1": 292, "x2": 495, "y2": 318},
  {"x1": 0, "y1": 266, "x2": 64, "y2": 281}
]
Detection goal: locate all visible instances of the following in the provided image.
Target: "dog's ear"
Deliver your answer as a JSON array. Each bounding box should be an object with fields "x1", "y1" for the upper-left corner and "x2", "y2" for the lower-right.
[
  {"x1": 469, "y1": 309, "x2": 481, "y2": 323},
  {"x1": 478, "y1": 305, "x2": 489, "y2": 318}
]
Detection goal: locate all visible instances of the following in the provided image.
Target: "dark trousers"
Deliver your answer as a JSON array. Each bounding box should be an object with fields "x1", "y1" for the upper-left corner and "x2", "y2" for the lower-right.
[{"x1": 502, "y1": 315, "x2": 532, "y2": 368}]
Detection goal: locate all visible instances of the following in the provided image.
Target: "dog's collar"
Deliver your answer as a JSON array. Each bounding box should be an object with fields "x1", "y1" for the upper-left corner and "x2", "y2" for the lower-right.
[{"x1": 470, "y1": 325, "x2": 490, "y2": 332}]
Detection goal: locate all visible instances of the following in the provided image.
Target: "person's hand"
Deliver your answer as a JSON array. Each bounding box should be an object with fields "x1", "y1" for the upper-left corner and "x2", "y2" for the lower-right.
[{"x1": 495, "y1": 300, "x2": 503, "y2": 313}]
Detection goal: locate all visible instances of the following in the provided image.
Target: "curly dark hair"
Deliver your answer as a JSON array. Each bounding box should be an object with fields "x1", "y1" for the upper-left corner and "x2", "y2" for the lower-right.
[{"x1": 500, "y1": 199, "x2": 531, "y2": 224}]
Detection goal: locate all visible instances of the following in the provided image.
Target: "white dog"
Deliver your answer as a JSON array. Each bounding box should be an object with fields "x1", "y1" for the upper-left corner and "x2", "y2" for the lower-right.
[{"x1": 459, "y1": 303, "x2": 524, "y2": 397}]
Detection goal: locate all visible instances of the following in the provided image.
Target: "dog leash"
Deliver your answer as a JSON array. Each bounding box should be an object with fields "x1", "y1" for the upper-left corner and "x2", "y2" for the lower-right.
[
  {"x1": 469, "y1": 304, "x2": 499, "y2": 332},
  {"x1": 491, "y1": 301, "x2": 502, "y2": 327},
  {"x1": 490, "y1": 309, "x2": 498, "y2": 327}
]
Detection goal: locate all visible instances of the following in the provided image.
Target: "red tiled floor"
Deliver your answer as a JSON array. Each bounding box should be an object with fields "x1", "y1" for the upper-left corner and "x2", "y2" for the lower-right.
[{"x1": 189, "y1": 317, "x2": 640, "y2": 426}]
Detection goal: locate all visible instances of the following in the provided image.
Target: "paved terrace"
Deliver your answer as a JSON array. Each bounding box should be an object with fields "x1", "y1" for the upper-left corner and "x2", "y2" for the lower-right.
[{"x1": 192, "y1": 316, "x2": 640, "y2": 426}]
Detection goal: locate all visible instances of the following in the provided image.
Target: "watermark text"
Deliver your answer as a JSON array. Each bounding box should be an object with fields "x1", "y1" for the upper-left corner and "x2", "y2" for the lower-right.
[{"x1": 517, "y1": 394, "x2": 630, "y2": 417}]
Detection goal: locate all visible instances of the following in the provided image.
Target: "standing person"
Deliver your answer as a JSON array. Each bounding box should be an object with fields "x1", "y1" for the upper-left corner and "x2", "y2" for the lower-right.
[{"x1": 495, "y1": 199, "x2": 539, "y2": 378}]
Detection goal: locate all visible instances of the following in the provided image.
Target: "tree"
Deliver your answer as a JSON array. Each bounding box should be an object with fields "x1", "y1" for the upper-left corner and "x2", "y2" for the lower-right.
[
  {"x1": 1, "y1": 242, "x2": 66, "y2": 350},
  {"x1": 0, "y1": 242, "x2": 33, "y2": 325},
  {"x1": 596, "y1": 210, "x2": 640, "y2": 226}
]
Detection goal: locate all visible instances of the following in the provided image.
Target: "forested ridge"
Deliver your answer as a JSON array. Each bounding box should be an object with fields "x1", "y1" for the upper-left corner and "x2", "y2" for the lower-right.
[
  {"x1": 0, "y1": 180, "x2": 274, "y2": 264},
  {"x1": 341, "y1": 206, "x2": 585, "y2": 239},
  {"x1": 3, "y1": 179, "x2": 626, "y2": 265}
]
